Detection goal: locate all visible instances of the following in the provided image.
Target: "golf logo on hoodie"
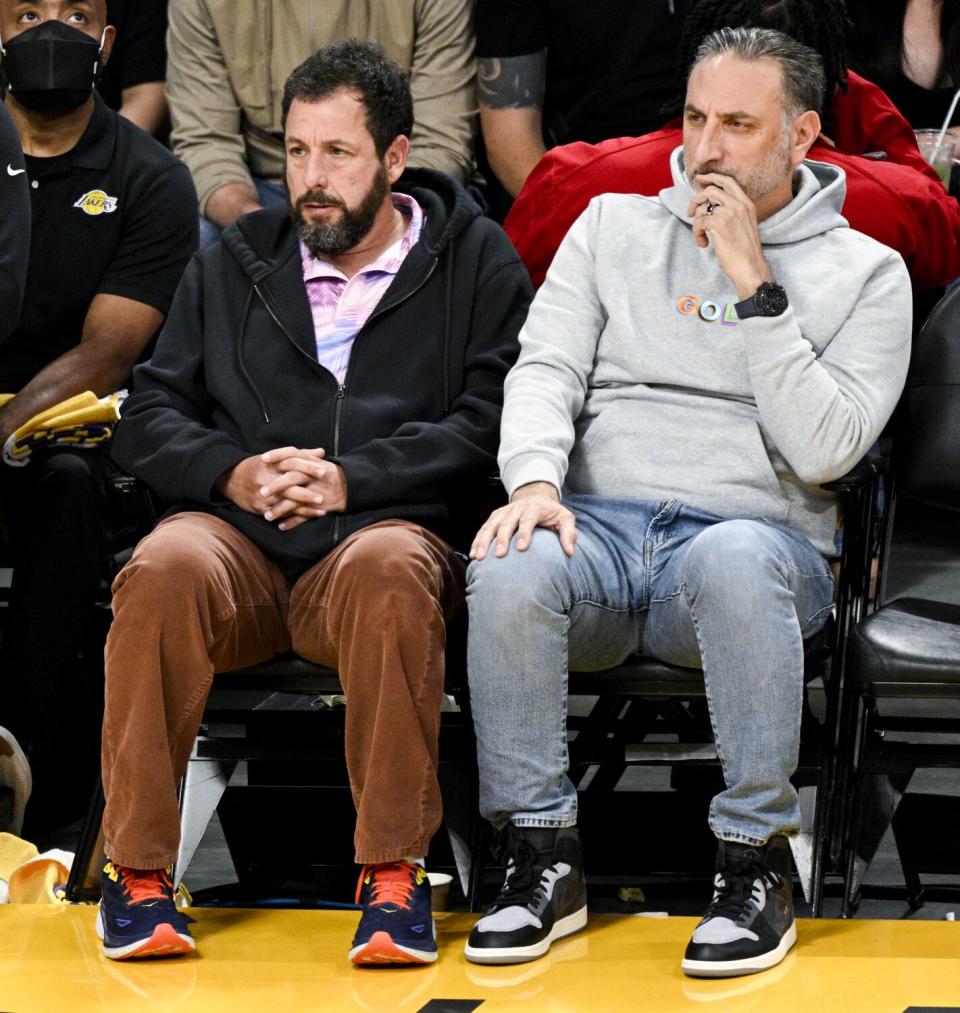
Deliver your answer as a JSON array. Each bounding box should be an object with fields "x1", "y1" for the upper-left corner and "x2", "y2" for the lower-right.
[{"x1": 676, "y1": 294, "x2": 739, "y2": 326}]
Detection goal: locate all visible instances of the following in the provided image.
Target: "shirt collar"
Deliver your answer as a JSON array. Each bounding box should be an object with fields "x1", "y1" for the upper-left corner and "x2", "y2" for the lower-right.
[
  {"x1": 62, "y1": 94, "x2": 116, "y2": 172},
  {"x1": 300, "y1": 192, "x2": 424, "y2": 282}
]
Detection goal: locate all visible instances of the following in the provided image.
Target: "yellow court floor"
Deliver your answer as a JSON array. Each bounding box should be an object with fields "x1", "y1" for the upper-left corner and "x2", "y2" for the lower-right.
[{"x1": 1, "y1": 907, "x2": 959, "y2": 1012}]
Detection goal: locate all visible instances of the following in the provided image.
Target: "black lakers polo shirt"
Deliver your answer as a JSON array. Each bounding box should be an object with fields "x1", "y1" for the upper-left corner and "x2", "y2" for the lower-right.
[{"x1": 0, "y1": 95, "x2": 198, "y2": 393}]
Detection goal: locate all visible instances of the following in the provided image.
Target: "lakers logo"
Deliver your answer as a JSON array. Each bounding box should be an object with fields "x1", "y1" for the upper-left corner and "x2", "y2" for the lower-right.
[{"x1": 73, "y1": 189, "x2": 118, "y2": 216}]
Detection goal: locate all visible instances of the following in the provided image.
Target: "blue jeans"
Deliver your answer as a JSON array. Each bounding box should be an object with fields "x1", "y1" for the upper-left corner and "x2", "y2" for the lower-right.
[
  {"x1": 466, "y1": 494, "x2": 835, "y2": 846},
  {"x1": 198, "y1": 177, "x2": 288, "y2": 248}
]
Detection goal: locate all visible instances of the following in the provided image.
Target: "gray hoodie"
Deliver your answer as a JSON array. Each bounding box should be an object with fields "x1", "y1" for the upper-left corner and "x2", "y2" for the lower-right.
[{"x1": 499, "y1": 148, "x2": 912, "y2": 556}]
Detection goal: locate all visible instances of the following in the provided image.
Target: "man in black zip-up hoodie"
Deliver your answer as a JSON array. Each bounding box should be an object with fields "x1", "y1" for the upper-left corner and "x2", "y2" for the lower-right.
[{"x1": 96, "y1": 42, "x2": 531, "y2": 965}]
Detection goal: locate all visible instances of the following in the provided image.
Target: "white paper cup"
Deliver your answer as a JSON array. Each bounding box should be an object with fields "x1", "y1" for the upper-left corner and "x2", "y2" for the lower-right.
[{"x1": 427, "y1": 871, "x2": 453, "y2": 911}]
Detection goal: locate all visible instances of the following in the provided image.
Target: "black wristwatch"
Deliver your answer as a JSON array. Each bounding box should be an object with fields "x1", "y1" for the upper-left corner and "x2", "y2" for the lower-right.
[{"x1": 734, "y1": 281, "x2": 789, "y2": 319}]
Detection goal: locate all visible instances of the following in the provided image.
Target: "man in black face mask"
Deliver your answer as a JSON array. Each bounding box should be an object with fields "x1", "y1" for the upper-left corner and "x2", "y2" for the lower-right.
[{"x1": 0, "y1": 0, "x2": 197, "y2": 837}]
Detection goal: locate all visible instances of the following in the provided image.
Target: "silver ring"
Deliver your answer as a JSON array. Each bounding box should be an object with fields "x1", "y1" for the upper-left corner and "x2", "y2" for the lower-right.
[{"x1": 705, "y1": 201, "x2": 719, "y2": 215}]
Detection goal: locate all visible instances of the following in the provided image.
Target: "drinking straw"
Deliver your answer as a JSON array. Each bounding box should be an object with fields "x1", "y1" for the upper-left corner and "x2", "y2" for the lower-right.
[{"x1": 934, "y1": 85, "x2": 960, "y2": 157}]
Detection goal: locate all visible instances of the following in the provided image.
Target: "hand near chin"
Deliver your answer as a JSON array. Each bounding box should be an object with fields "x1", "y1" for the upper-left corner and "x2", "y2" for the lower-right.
[{"x1": 687, "y1": 172, "x2": 774, "y2": 299}]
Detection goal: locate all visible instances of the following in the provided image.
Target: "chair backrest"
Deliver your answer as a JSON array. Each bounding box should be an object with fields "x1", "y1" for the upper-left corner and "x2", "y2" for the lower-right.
[{"x1": 897, "y1": 284, "x2": 960, "y2": 511}]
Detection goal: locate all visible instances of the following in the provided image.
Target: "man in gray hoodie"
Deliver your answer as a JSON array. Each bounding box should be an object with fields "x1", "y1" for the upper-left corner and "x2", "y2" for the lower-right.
[{"x1": 464, "y1": 28, "x2": 912, "y2": 977}]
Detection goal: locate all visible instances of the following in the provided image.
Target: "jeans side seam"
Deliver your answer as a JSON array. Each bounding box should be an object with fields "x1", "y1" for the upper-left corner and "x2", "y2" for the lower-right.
[
  {"x1": 679, "y1": 580, "x2": 732, "y2": 834},
  {"x1": 559, "y1": 618, "x2": 578, "y2": 825}
]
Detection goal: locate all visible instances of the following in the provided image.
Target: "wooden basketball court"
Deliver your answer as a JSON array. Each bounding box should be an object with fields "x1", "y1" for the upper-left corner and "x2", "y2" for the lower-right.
[{"x1": 1, "y1": 906, "x2": 958, "y2": 1011}]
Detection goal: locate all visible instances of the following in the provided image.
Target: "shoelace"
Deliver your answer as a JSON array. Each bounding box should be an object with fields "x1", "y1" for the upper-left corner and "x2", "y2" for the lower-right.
[
  {"x1": 491, "y1": 827, "x2": 549, "y2": 910},
  {"x1": 703, "y1": 859, "x2": 782, "y2": 924},
  {"x1": 356, "y1": 862, "x2": 418, "y2": 909},
  {"x1": 117, "y1": 865, "x2": 175, "y2": 906}
]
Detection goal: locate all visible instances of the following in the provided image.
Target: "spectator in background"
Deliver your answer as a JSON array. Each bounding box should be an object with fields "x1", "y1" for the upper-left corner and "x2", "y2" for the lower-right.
[
  {"x1": 847, "y1": 0, "x2": 960, "y2": 128},
  {"x1": 0, "y1": 100, "x2": 29, "y2": 342},
  {"x1": 98, "y1": 0, "x2": 168, "y2": 138},
  {"x1": 475, "y1": 0, "x2": 687, "y2": 210},
  {"x1": 504, "y1": 0, "x2": 960, "y2": 294},
  {"x1": 0, "y1": 0, "x2": 197, "y2": 836},
  {"x1": 0, "y1": 100, "x2": 31, "y2": 838},
  {"x1": 167, "y1": 0, "x2": 476, "y2": 246}
]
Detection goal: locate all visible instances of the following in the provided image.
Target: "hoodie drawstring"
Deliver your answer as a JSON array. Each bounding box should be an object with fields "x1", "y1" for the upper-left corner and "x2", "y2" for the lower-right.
[
  {"x1": 238, "y1": 286, "x2": 271, "y2": 423},
  {"x1": 442, "y1": 239, "x2": 454, "y2": 416}
]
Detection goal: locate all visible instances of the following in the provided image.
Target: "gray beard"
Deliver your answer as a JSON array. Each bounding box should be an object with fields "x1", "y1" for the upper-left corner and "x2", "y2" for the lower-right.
[
  {"x1": 687, "y1": 139, "x2": 793, "y2": 201},
  {"x1": 292, "y1": 166, "x2": 389, "y2": 258}
]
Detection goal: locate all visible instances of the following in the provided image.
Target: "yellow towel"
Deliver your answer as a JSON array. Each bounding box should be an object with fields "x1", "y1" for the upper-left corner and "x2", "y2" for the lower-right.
[
  {"x1": 0, "y1": 834, "x2": 73, "y2": 903},
  {"x1": 1, "y1": 390, "x2": 125, "y2": 467},
  {"x1": 0, "y1": 832, "x2": 39, "y2": 882},
  {"x1": 8, "y1": 850, "x2": 73, "y2": 903}
]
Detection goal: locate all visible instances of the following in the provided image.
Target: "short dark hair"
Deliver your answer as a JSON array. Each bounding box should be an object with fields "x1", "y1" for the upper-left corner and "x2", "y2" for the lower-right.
[
  {"x1": 691, "y1": 26, "x2": 827, "y2": 118},
  {"x1": 281, "y1": 39, "x2": 414, "y2": 157}
]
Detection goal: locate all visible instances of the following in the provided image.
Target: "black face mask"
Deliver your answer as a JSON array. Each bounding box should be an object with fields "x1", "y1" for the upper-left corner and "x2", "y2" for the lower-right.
[{"x1": 1, "y1": 20, "x2": 103, "y2": 114}]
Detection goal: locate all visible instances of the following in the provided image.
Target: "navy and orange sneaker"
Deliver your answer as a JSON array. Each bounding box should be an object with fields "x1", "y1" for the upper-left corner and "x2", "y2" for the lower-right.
[
  {"x1": 349, "y1": 861, "x2": 437, "y2": 966},
  {"x1": 97, "y1": 861, "x2": 196, "y2": 960}
]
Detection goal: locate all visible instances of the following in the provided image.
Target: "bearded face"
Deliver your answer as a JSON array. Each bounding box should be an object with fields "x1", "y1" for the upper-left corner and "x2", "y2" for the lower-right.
[
  {"x1": 291, "y1": 163, "x2": 390, "y2": 258},
  {"x1": 686, "y1": 130, "x2": 793, "y2": 201}
]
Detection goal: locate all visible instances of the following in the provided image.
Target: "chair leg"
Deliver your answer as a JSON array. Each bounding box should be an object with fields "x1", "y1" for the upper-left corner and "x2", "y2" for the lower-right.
[
  {"x1": 438, "y1": 761, "x2": 480, "y2": 904},
  {"x1": 174, "y1": 752, "x2": 236, "y2": 889},
  {"x1": 64, "y1": 778, "x2": 105, "y2": 903},
  {"x1": 841, "y1": 702, "x2": 870, "y2": 918},
  {"x1": 809, "y1": 779, "x2": 830, "y2": 917},
  {"x1": 467, "y1": 818, "x2": 488, "y2": 913},
  {"x1": 891, "y1": 817, "x2": 925, "y2": 913}
]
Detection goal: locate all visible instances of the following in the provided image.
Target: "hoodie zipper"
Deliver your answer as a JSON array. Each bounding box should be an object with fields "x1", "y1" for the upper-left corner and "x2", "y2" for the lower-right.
[
  {"x1": 326, "y1": 256, "x2": 439, "y2": 545},
  {"x1": 255, "y1": 254, "x2": 441, "y2": 546},
  {"x1": 332, "y1": 383, "x2": 345, "y2": 542}
]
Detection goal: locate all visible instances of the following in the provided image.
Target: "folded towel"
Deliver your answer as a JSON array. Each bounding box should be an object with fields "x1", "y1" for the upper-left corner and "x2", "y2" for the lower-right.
[
  {"x1": 0, "y1": 833, "x2": 75, "y2": 904},
  {"x1": 1, "y1": 390, "x2": 126, "y2": 467}
]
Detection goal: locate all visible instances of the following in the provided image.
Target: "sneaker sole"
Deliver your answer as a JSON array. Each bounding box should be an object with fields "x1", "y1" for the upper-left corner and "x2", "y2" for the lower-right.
[
  {"x1": 349, "y1": 930, "x2": 438, "y2": 966},
  {"x1": 464, "y1": 904, "x2": 588, "y2": 965},
  {"x1": 96, "y1": 904, "x2": 196, "y2": 960},
  {"x1": 681, "y1": 920, "x2": 797, "y2": 978}
]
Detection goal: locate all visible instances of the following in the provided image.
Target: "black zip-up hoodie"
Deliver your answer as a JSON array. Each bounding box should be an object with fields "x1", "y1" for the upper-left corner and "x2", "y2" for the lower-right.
[{"x1": 111, "y1": 169, "x2": 532, "y2": 576}]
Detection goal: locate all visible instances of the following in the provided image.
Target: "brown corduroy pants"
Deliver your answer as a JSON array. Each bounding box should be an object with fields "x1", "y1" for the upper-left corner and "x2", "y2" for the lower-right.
[{"x1": 101, "y1": 512, "x2": 465, "y2": 869}]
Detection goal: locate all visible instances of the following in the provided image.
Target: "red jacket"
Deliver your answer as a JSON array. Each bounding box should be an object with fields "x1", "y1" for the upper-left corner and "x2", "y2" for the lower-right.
[{"x1": 505, "y1": 72, "x2": 960, "y2": 292}]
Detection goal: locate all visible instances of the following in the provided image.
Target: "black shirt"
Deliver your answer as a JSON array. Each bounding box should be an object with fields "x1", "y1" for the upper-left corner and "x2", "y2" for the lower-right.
[
  {"x1": 98, "y1": 0, "x2": 168, "y2": 111},
  {"x1": 872, "y1": 74, "x2": 960, "y2": 131},
  {"x1": 475, "y1": 0, "x2": 687, "y2": 145},
  {"x1": 0, "y1": 101, "x2": 30, "y2": 345},
  {"x1": 0, "y1": 96, "x2": 197, "y2": 393}
]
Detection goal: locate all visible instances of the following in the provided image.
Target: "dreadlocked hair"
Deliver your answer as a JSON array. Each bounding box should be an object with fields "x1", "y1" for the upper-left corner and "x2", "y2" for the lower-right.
[{"x1": 672, "y1": 0, "x2": 851, "y2": 115}]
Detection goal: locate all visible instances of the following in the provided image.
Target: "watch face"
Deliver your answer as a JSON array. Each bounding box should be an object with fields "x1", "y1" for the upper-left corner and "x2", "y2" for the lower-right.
[{"x1": 757, "y1": 283, "x2": 788, "y2": 316}]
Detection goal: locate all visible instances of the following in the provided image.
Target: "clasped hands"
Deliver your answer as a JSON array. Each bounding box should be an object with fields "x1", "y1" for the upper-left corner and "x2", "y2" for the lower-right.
[{"x1": 218, "y1": 446, "x2": 347, "y2": 532}]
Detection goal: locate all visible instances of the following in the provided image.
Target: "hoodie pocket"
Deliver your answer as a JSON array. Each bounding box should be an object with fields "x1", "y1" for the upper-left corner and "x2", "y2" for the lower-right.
[{"x1": 567, "y1": 393, "x2": 789, "y2": 524}]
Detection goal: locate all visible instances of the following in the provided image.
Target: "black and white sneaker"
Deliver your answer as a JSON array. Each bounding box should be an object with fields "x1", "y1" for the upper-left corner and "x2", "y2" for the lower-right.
[
  {"x1": 682, "y1": 835, "x2": 796, "y2": 978},
  {"x1": 464, "y1": 825, "x2": 587, "y2": 965}
]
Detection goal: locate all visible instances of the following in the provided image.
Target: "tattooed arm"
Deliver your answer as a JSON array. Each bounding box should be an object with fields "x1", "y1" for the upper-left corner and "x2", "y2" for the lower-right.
[{"x1": 478, "y1": 50, "x2": 547, "y2": 197}]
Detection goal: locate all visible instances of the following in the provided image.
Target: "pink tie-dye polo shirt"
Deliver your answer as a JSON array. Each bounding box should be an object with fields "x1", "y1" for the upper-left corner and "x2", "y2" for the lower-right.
[{"x1": 300, "y1": 193, "x2": 424, "y2": 383}]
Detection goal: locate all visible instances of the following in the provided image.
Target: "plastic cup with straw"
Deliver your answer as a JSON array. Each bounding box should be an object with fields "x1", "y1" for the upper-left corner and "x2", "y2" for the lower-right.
[{"x1": 916, "y1": 85, "x2": 960, "y2": 188}]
